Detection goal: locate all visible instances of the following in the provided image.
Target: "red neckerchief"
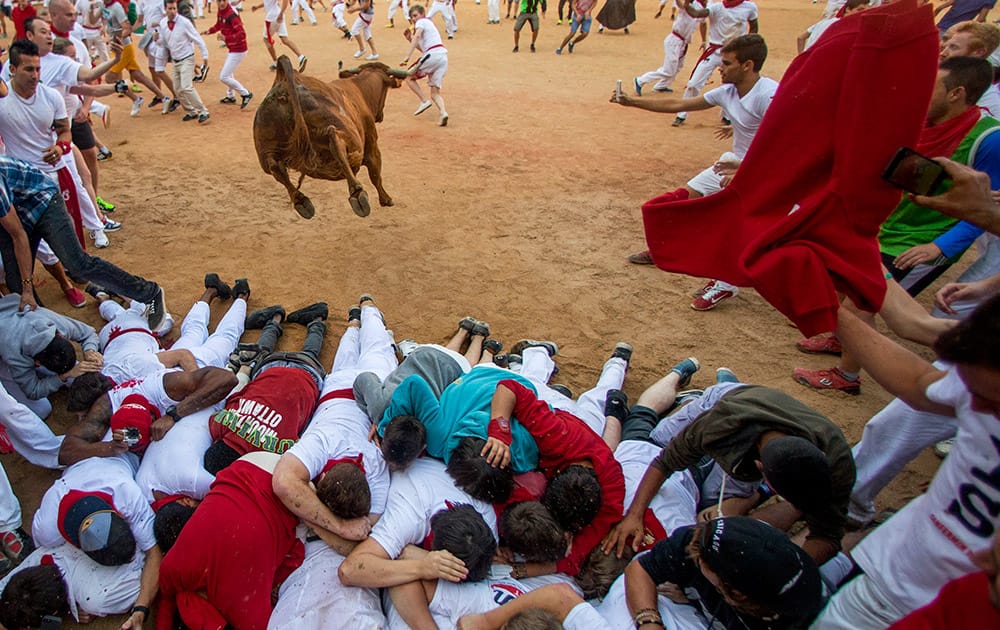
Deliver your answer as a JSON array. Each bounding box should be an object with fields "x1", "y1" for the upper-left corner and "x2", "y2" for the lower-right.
[
  {"x1": 50, "y1": 25, "x2": 70, "y2": 37},
  {"x1": 151, "y1": 493, "x2": 188, "y2": 513},
  {"x1": 318, "y1": 453, "x2": 365, "y2": 477},
  {"x1": 917, "y1": 105, "x2": 982, "y2": 159},
  {"x1": 722, "y1": 0, "x2": 745, "y2": 8},
  {"x1": 168, "y1": 19, "x2": 176, "y2": 30}
]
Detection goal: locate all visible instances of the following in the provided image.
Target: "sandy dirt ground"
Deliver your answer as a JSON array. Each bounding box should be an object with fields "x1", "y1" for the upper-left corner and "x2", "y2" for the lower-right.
[{"x1": 2, "y1": 0, "x2": 982, "y2": 626}]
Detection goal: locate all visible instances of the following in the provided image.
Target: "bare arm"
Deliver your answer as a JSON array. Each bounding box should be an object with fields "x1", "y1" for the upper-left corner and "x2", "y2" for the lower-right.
[
  {"x1": 0, "y1": 208, "x2": 38, "y2": 311},
  {"x1": 934, "y1": 0, "x2": 954, "y2": 15},
  {"x1": 388, "y1": 578, "x2": 438, "y2": 630},
  {"x1": 78, "y1": 40, "x2": 124, "y2": 81},
  {"x1": 154, "y1": 367, "x2": 238, "y2": 438},
  {"x1": 308, "y1": 523, "x2": 363, "y2": 556},
  {"x1": 459, "y1": 583, "x2": 585, "y2": 630},
  {"x1": 624, "y1": 561, "x2": 665, "y2": 629},
  {"x1": 69, "y1": 83, "x2": 118, "y2": 98},
  {"x1": 682, "y1": 0, "x2": 708, "y2": 18},
  {"x1": 339, "y1": 537, "x2": 469, "y2": 588},
  {"x1": 747, "y1": 17, "x2": 758, "y2": 33},
  {"x1": 59, "y1": 395, "x2": 130, "y2": 465},
  {"x1": 611, "y1": 92, "x2": 713, "y2": 114},
  {"x1": 155, "y1": 349, "x2": 198, "y2": 372},
  {"x1": 796, "y1": 30, "x2": 809, "y2": 54},
  {"x1": 272, "y1": 454, "x2": 372, "y2": 541},
  {"x1": 120, "y1": 545, "x2": 162, "y2": 630}
]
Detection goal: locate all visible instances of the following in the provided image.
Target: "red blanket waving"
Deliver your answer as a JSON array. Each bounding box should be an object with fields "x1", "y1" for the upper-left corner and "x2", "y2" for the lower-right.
[{"x1": 641, "y1": 0, "x2": 940, "y2": 336}]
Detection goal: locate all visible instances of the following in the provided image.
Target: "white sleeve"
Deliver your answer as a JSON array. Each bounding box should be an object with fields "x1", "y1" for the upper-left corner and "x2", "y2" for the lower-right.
[
  {"x1": 31, "y1": 490, "x2": 66, "y2": 549},
  {"x1": 369, "y1": 481, "x2": 426, "y2": 558},
  {"x1": 116, "y1": 480, "x2": 157, "y2": 552},
  {"x1": 285, "y1": 432, "x2": 329, "y2": 479},
  {"x1": 563, "y1": 602, "x2": 607, "y2": 630},
  {"x1": 57, "y1": 59, "x2": 82, "y2": 88},
  {"x1": 702, "y1": 85, "x2": 726, "y2": 107},
  {"x1": 746, "y1": 1, "x2": 758, "y2": 20},
  {"x1": 49, "y1": 87, "x2": 68, "y2": 121}
]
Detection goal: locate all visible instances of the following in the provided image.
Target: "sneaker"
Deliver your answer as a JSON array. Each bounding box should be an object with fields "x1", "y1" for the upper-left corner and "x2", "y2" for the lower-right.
[
  {"x1": 792, "y1": 366, "x2": 861, "y2": 395},
  {"x1": 483, "y1": 338, "x2": 503, "y2": 355},
  {"x1": 715, "y1": 367, "x2": 739, "y2": 384},
  {"x1": 183, "y1": 113, "x2": 199, "y2": 121},
  {"x1": 555, "y1": 47, "x2": 562, "y2": 54},
  {"x1": 168, "y1": 99, "x2": 181, "y2": 113},
  {"x1": 398, "y1": 338, "x2": 419, "y2": 357},
  {"x1": 91, "y1": 230, "x2": 110, "y2": 248},
  {"x1": 692, "y1": 279, "x2": 716, "y2": 297},
  {"x1": 269, "y1": 62, "x2": 278, "y2": 70},
  {"x1": 627, "y1": 250, "x2": 654, "y2": 265},
  {"x1": 287, "y1": 302, "x2": 329, "y2": 325},
  {"x1": 97, "y1": 147, "x2": 113, "y2": 161},
  {"x1": 633, "y1": 77, "x2": 642, "y2": 96},
  {"x1": 103, "y1": 218, "x2": 122, "y2": 232},
  {"x1": 353, "y1": 49, "x2": 365, "y2": 58},
  {"x1": 162, "y1": 97, "x2": 173, "y2": 114},
  {"x1": 145, "y1": 287, "x2": 168, "y2": 330},
  {"x1": 414, "y1": 100, "x2": 433, "y2": 116},
  {"x1": 652, "y1": 86, "x2": 673, "y2": 93},
  {"x1": 510, "y1": 339, "x2": 558, "y2": 357},
  {"x1": 470, "y1": 320, "x2": 491, "y2": 337},
  {"x1": 550, "y1": 384, "x2": 573, "y2": 398},
  {"x1": 347, "y1": 305, "x2": 362, "y2": 322},
  {"x1": 624, "y1": 26, "x2": 629, "y2": 34},
  {"x1": 204, "y1": 272, "x2": 233, "y2": 299},
  {"x1": 530, "y1": 43, "x2": 535, "y2": 52},
  {"x1": 507, "y1": 353, "x2": 522, "y2": 368},
  {"x1": 672, "y1": 116, "x2": 685, "y2": 127},
  {"x1": 240, "y1": 92, "x2": 254, "y2": 109},
  {"x1": 63, "y1": 286, "x2": 87, "y2": 308},
  {"x1": 669, "y1": 357, "x2": 700, "y2": 388},
  {"x1": 610, "y1": 341, "x2": 633, "y2": 363},
  {"x1": 1, "y1": 528, "x2": 35, "y2": 564},
  {"x1": 220, "y1": 95, "x2": 238, "y2": 104},
  {"x1": 493, "y1": 352, "x2": 510, "y2": 367},
  {"x1": 439, "y1": 113, "x2": 448, "y2": 127},
  {"x1": 291, "y1": 18, "x2": 300, "y2": 23},
  {"x1": 795, "y1": 335, "x2": 842, "y2": 356},
  {"x1": 130, "y1": 96, "x2": 144, "y2": 117},
  {"x1": 198, "y1": 112, "x2": 211, "y2": 124},
  {"x1": 84, "y1": 283, "x2": 112, "y2": 300},
  {"x1": 232, "y1": 277, "x2": 251, "y2": 299},
  {"x1": 604, "y1": 389, "x2": 629, "y2": 423},
  {"x1": 385, "y1": 21, "x2": 394, "y2": 27},
  {"x1": 458, "y1": 317, "x2": 480, "y2": 332},
  {"x1": 366, "y1": 53, "x2": 380, "y2": 60},
  {"x1": 568, "y1": 41, "x2": 574, "y2": 53},
  {"x1": 96, "y1": 196, "x2": 116, "y2": 212},
  {"x1": 246, "y1": 305, "x2": 286, "y2": 329},
  {"x1": 298, "y1": 55, "x2": 308, "y2": 72},
  {"x1": 934, "y1": 437, "x2": 955, "y2": 459},
  {"x1": 130, "y1": 83, "x2": 142, "y2": 93},
  {"x1": 721, "y1": 116, "x2": 731, "y2": 126},
  {"x1": 149, "y1": 96, "x2": 164, "y2": 108},
  {"x1": 690, "y1": 281, "x2": 738, "y2": 311}
]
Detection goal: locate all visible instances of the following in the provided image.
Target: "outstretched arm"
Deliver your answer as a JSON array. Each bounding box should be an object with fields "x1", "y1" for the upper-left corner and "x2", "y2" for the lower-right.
[
  {"x1": 458, "y1": 583, "x2": 586, "y2": 630},
  {"x1": 59, "y1": 395, "x2": 129, "y2": 465},
  {"x1": 339, "y1": 538, "x2": 469, "y2": 588},
  {"x1": 154, "y1": 367, "x2": 239, "y2": 439},
  {"x1": 272, "y1": 454, "x2": 373, "y2": 541},
  {"x1": 682, "y1": 0, "x2": 708, "y2": 18},
  {"x1": 611, "y1": 91, "x2": 712, "y2": 113}
]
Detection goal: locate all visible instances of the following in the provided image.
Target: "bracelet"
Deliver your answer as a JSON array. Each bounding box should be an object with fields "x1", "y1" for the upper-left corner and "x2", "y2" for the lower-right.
[
  {"x1": 637, "y1": 620, "x2": 663, "y2": 628},
  {"x1": 510, "y1": 562, "x2": 526, "y2": 579},
  {"x1": 56, "y1": 140, "x2": 72, "y2": 155},
  {"x1": 21, "y1": 278, "x2": 33, "y2": 286},
  {"x1": 131, "y1": 605, "x2": 150, "y2": 619},
  {"x1": 633, "y1": 608, "x2": 659, "y2": 623}
]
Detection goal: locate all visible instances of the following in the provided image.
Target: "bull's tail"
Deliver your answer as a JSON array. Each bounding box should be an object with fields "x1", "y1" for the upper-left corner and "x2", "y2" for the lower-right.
[{"x1": 276, "y1": 55, "x2": 314, "y2": 169}]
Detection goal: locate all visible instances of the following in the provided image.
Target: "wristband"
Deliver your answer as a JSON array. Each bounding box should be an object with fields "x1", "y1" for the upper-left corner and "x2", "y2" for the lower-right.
[
  {"x1": 56, "y1": 141, "x2": 72, "y2": 156},
  {"x1": 21, "y1": 278, "x2": 33, "y2": 286},
  {"x1": 114, "y1": 79, "x2": 129, "y2": 94},
  {"x1": 131, "y1": 605, "x2": 150, "y2": 619}
]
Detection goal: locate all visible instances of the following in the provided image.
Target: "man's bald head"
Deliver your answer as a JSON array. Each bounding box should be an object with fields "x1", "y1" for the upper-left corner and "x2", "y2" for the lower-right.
[{"x1": 48, "y1": 0, "x2": 78, "y2": 33}]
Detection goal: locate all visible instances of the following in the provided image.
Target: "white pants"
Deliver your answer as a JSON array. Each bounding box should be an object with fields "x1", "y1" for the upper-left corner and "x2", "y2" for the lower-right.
[
  {"x1": 171, "y1": 298, "x2": 247, "y2": 369},
  {"x1": 812, "y1": 574, "x2": 911, "y2": 629},
  {"x1": 638, "y1": 32, "x2": 689, "y2": 92},
  {"x1": 387, "y1": 0, "x2": 408, "y2": 21},
  {"x1": 650, "y1": 381, "x2": 744, "y2": 446},
  {"x1": 351, "y1": 14, "x2": 373, "y2": 39},
  {"x1": 677, "y1": 47, "x2": 722, "y2": 120},
  {"x1": 324, "y1": 305, "x2": 398, "y2": 390},
  {"x1": 145, "y1": 36, "x2": 169, "y2": 73},
  {"x1": 292, "y1": 0, "x2": 317, "y2": 23},
  {"x1": 81, "y1": 27, "x2": 110, "y2": 62},
  {"x1": 0, "y1": 380, "x2": 63, "y2": 469},
  {"x1": 487, "y1": 0, "x2": 500, "y2": 20},
  {"x1": 848, "y1": 396, "x2": 956, "y2": 524},
  {"x1": 332, "y1": 3, "x2": 348, "y2": 27},
  {"x1": 173, "y1": 56, "x2": 208, "y2": 115},
  {"x1": 0, "y1": 462, "x2": 21, "y2": 532},
  {"x1": 219, "y1": 51, "x2": 249, "y2": 97},
  {"x1": 427, "y1": 0, "x2": 457, "y2": 35}
]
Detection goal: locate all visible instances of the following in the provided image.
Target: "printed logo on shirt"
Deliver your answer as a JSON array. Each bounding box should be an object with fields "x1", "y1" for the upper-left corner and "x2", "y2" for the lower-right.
[
  {"x1": 212, "y1": 399, "x2": 295, "y2": 454},
  {"x1": 944, "y1": 435, "x2": 1000, "y2": 545},
  {"x1": 491, "y1": 580, "x2": 525, "y2": 606}
]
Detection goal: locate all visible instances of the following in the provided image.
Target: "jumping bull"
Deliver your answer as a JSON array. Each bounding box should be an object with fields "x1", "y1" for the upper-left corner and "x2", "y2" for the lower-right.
[{"x1": 253, "y1": 56, "x2": 410, "y2": 219}]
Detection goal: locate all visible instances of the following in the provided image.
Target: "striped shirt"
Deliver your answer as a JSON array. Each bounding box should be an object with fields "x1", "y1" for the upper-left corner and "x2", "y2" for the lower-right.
[{"x1": 0, "y1": 155, "x2": 60, "y2": 230}]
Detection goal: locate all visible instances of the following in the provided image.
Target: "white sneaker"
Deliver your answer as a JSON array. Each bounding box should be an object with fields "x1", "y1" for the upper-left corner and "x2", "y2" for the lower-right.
[
  {"x1": 152, "y1": 312, "x2": 175, "y2": 337},
  {"x1": 365, "y1": 53, "x2": 380, "y2": 60},
  {"x1": 161, "y1": 97, "x2": 172, "y2": 114},
  {"x1": 398, "y1": 338, "x2": 419, "y2": 357},
  {"x1": 439, "y1": 112, "x2": 448, "y2": 126},
  {"x1": 414, "y1": 100, "x2": 433, "y2": 116},
  {"x1": 353, "y1": 49, "x2": 365, "y2": 58},
  {"x1": 91, "y1": 230, "x2": 110, "y2": 248},
  {"x1": 130, "y1": 96, "x2": 144, "y2": 117}
]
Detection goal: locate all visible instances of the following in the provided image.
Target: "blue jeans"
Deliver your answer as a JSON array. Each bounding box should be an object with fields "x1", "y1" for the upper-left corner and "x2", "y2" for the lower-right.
[{"x1": 0, "y1": 196, "x2": 159, "y2": 303}]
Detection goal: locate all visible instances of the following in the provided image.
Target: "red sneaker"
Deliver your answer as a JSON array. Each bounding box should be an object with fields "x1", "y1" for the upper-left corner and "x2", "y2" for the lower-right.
[
  {"x1": 796, "y1": 335, "x2": 842, "y2": 356},
  {"x1": 792, "y1": 366, "x2": 861, "y2": 395},
  {"x1": 63, "y1": 286, "x2": 87, "y2": 308},
  {"x1": 691, "y1": 281, "x2": 738, "y2": 311}
]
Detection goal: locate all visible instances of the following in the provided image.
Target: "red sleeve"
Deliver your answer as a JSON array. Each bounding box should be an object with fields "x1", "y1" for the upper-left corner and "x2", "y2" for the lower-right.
[
  {"x1": 206, "y1": 17, "x2": 223, "y2": 34},
  {"x1": 555, "y1": 454, "x2": 625, "y2": 576},
  {"x1": 499, "y1": 379, "x2": 564, "y2": 453},
  {"x1": 487, "y1": 416, "x2": 513, "y2": 445}
]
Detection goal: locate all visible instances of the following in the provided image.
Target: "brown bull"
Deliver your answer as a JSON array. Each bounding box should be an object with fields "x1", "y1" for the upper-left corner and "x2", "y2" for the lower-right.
[{"x1": 253, "y1": 56, "x2": 409, "y2": 219}]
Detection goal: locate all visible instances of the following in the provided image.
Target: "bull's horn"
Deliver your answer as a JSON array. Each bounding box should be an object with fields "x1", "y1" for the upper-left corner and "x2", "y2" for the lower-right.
[
  {"x1": 338, "y1": 60, "x2": 343, "y2": 71},
  {"x1": 387, "y1": 68, "x2": 410, "y2": 79}
]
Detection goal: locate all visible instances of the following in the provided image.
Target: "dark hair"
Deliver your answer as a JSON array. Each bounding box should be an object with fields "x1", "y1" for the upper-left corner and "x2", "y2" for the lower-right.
[
  {"x1": 499, "y1": 502, "x2": 567, "y2": 563},
  {"x1": 0, "y1": 565, "x2": 70, "y2": 630},
  {"x1": 430, "y1": 504, "x2": 496, "y2": 583},
  {"x1": 7, "y1": 39, "x2": 39, "y2": 67},
  {"x1": 575, "y1": 542, "x2": 633, "y2": 599},
  {"x1": 758, "y1": 436, "x2": 832, "y2": 513},
  {"x1": 502, "y1": 609, "x2": 563, "y2": 630},
  {"x1": 446, "y1": 437, "x2": 514, "y2": 503},
  {"x1": 153, "y1": 501, "x2": 197, "y2": 553},
  {"x1": 409, "y1": 3, "x2": 425, "y2": 14},
  {"x1": 67, "y1": 371, "x2": 115, "y2": 412},
  {"x1": 541, "y1": 465, "x2": 601, "y2": 533},
  {"x1": 381, "y1": 415, "x2": 426, "y2": 470},
  {"x1": 317, "y1": 463, "x2": 371, "y2": 519},
  {"x1": 203, "y1": 440, "x2": 241, "y2": 475},
  {"x1": 935, "y1": 292, "x2": 1000, "y2": 369},
  {"x1": 22, "y1": 17, "x2": 44, "y2": 36},
  {"x1": 940, "y1": 55, "x2": 993, "y2": 104},
  {"x1": 721, "y1": 34, "x2": 768, "y2": 72},
  {"x1": 33, "y1": 335, "x2": 76, "y2": 375},
  {"x1": 844, "y1": 0, "x2": 867, "y2": 10}
]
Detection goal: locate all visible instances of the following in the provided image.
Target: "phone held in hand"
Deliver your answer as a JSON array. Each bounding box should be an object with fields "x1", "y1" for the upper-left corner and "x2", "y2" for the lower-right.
[{"x1": 882, "y1": 147, "x2": 948, "y2": 196}]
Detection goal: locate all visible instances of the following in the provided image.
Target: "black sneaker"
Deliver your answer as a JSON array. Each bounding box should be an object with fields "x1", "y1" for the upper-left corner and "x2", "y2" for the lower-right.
[
  {"x1": 471, "y1": 320, "x2": 491, "y2": 337},
  {"x1": 169, "y1": 99, "x2": 181, "y2": 113},
  {"x1": 287, "y1": 302, "x2": 329, "y2": 325},
  {"x1": 204, "y1": 273, "x2": 232, "y2": 299},
  {"x1": 148, "y1": 96, "x2": 164, "y2": 108},
  {"x1": 550, "y1": 384, "x2": 573, "y2": 398},
  {"x1": 348, "y1": 306, "x2": 362, "y2": 323},
  {"x1": 611, "y1": 342, "x2": 633, "y2": 363},
  {"x1": 493, "y1": 353, "x2": 510, "y2": 368},
  {"x1": 604, "y1": 389, "x2": 629, "y2": 423},
  {"x1": 507, "y1": 353, "x2": 522, "y2": 368},
  {"x1": 240, "y1": 92, "x2": 254, "y2": 109},
  {"x1": 182, "y1": 112, "x2": 199, "y2": 121},
  {"x1": 145, "y1": 287, "x2": 167, "y2": 330},
  {"x1": 198, "y1": 112, "x2": 211, "y2": 124},
  {"x1": 509, "y1": 339, "x2": 558, "y2": 357},
  {"x1": 246, "y1": 305, "x2": 286, "y2": 329},
  {"x1": 483, "y1": 338, "x2": 503, "y2": 355},
  {"x1": 84, "y1": 282, "x2": 117, "y2": 300},
  {"x1": 232, "y1": 278, "x2": 250, "y2": 299},
  {"x1": 220, "y1": 96, "x2": 238, "y2": 104}
]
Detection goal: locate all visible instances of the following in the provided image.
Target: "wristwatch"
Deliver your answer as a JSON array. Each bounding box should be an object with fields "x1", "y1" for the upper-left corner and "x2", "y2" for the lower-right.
[{"x1": 164, "y1": 405, "x2": 181, "y2": 422}]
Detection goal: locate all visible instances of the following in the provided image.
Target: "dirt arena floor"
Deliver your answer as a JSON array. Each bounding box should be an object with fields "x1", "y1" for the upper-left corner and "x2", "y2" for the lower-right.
[{"x1": 3, "y1": 0, "x2": 987, "y2": 625}]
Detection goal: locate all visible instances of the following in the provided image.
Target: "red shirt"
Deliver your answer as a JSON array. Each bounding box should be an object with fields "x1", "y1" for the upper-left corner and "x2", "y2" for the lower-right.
[
  {"x1": 890, "y1": 572, "x2": 1000, "y2": 629},
  {"x1": 500, "y1": 379, "x2": 625, "y2": 576},
  {"x1": 12, "y1": 4, "x2": 37, "y2": 40},
  {"x1": 206, "y1": 3, "x2": 248, "y2": 53}
]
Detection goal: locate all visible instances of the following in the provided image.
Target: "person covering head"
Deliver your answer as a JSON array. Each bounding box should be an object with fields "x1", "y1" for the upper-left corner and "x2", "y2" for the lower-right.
[
  {"x1": 758, "y1": 435, "x2": 833, "y2": 513},
  {"x1": 57, "y1": 491, "x2": 136, "y2": 565},
  {"x1": 109, "y1": 393, "x2": 160, "y2": 452}
]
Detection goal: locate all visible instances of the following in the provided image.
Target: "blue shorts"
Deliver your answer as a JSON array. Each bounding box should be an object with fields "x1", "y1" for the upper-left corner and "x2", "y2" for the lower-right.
[{"x1": 570, "y1": 15, "x2": 592, "y2": 33}]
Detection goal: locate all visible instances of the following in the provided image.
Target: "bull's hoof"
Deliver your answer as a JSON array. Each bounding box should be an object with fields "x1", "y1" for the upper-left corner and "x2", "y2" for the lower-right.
[
  {"x1": 294, "y1": 195, "x2": 316, "y2": 219},
  {"x1": 379, "y1": 196, "x2": 394, "y2": 207},
  {"x1": 349, "y1": 191, "x2": 371, "y2": 218}
]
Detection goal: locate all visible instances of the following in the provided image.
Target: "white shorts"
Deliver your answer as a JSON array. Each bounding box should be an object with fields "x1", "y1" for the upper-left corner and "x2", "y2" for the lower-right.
[
  {"x1": 146, "y1": 38, "x2": 168, "y2": 72},
  {"x1": 414, "y1": 50, "x2": 447, "y2": 88},
  {"x1": 351, "y1": 14, "x2": 373, "y2": 38},
  {"x1": 264, "y1": 19, "x2": 289, "y2": 44},
  {"x1": 686, "y1": 151, "x2": 739, "y2": 197}
]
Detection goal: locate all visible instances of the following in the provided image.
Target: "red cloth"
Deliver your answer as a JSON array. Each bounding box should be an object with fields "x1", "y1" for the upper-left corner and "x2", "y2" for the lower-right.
[
  {"x1": 210, "y1": 367, "x2": 319, "y2": 457},
  {"x1": 889, "y1": 571, "x2": 1000, "y2": 629},
  {"x1": 156, "y1": 460, "x2": 304, "y2": 630},
  {"x1": 55, "y1": 166, "x2": 86, "y2": 250},
  {"x1": 12, "y1": 4, "x2": 37, "y2": 40},
  {"x1": 500, "y1": 379, "x2": 625, "y2": 576},
  {"x1": 492, "y1": 471, "x2": 548, "y2": 519},
  {"x1": 916, "y1": 104, "x2": 981, "y2": 159},
  {"x1": 641, "y1": 0, "x2": 940, "y2": 336},
  {"x1": 205, "y1": 3, "x2": 248, "y2": 53}
]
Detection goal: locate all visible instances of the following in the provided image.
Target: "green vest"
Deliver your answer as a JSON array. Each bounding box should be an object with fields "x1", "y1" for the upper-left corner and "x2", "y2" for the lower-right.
[{"x1": 879, "y1": 116, "x2": 1000, "y2": 259}]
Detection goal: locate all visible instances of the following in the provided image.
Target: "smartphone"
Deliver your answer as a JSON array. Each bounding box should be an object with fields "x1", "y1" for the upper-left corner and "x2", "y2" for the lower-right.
[
  {"x1": 882, "y1": 147, "x2": 947, "y2": 196},
  {"x1": 40, "y1": 616, "x2": 62, "y2": 630},
  {"x1": 615, "y1": 79, "x2": 623, "y2": 100}
]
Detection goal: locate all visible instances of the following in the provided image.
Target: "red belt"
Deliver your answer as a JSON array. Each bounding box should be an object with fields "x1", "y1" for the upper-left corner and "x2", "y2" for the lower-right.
[
  {"x1": 670, "y1": 30, "x2": 685, "y2": 42},
  {"x1": 317, "y1": 387, "x2": 355, "y2": 405},
  {"x1": 106, "y1": 326, "x2": 157, "y2": 347}
]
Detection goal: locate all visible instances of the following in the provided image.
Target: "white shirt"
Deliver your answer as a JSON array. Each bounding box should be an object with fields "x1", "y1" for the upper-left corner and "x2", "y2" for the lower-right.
[
  {"x1": 979, "y1": 84, "x2": 1000, "y2": 119},
  {"x1": 99, "y1": 302, "x2": 163, "y2": 385},
  {"x1": 597, "y1": 573, "x2": 709, "y2": 629},
  {"x1": 414, "y1": 17, "x2": 446, "y2": 52},
  {"x1": 804, "y1": 17, "x2": 837, "y2": 51},
  {"x1": 106, "y1": 369, "x2": 182, "y2": 414},
  {"x1": 369, "y1": 457, "x2": 497, "y2": 559},
  {"x1": 32, "y1": 456, "x2": 158, "y2": 553},
  {"x1": 853, "y1": 368, "x2": 1000, "y2": 611},
  {"x1": 703, "y1": 76, "x2": 778, "y2": 158},
  {"x1": 263, "y1": 0, "x2": 283, "y2": 22},
  {"x1": 135, "y1": 407, "x2": 218, "y2": 502},
  {"x1": 76, "y1": 0, "x2": 105, "y2": 28},
  {"x1": 136, "y1": 0, "x2": 166, "y2": 28},
  {"x1": 705, "y1": 0, "x2": 757, "y2": 45},
  {"x1": 158, "y1": 15, "x2": 209, "y2": 61},
  {"x1": 615, "y1": 440, "x2": 701, "y2": 537},
  {"x1": 0, "y1": 83, "x2": 70, "y2": 174},
  {"x1": 672, "y1": 0, "x2": 705, "y2": 41}
]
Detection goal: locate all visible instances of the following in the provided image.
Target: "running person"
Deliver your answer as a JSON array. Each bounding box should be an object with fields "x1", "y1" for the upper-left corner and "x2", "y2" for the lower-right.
[
  {"x1": 159, "y1": 0, "x2": 211, "y2": 124},
  {"x1": 633, "y1": 0, "x2": 706, "y2": 93},
  {"x1": 202, "y1": 0, "x2": 252, "y2": 108},
  {"x1": 555, "y1": 0, "x2": 596, "y2": 54},
  {"x1": 425, "y1": 0, "x2": 456, "y2": 38},
  {"x1": 348, "y1": 0, "x2": 379, "y2": 59},
  {"x1": 252, "y1": 0, "x2": 308, "y2": 71},
  {"x1": 401, "y1": 4, "x2": 448, "y2": 126}
]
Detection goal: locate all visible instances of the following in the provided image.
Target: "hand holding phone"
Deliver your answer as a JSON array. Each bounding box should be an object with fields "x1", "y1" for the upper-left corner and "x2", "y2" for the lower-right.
[{"x1": 882, "y1": 147, "x2": 948, "y2": 196}]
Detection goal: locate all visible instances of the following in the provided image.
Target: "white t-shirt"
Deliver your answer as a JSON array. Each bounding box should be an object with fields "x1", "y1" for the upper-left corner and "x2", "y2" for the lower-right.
[
  {"x1": 106, "y1": 370, "x2": 182, "y2": 414},
  {"x1": 705, "y1": 0, "x2": 757, "y2": 45},
  {"x1": 0, "y1": 83, "x2": 70, "y2": 173},
  {"x1": 263, "y1": 0, "x2": 282, "y2": 22},
  {"x1": 369, "y1": 457, "x2": 498, "y2": 559},
  {"x1": 672, "y1": 0, "x2": 705, "y2": 41},
  {"x1": 284, "y1": 398, "x2": 390, "y2": 515},
  {"x1": 596, "y1": 572, "x2": 708, "y2": 629},
  {"x1": 135, "y1": 0, "x2": 166, "y2": 28},
  {"x1": 703, "y1": 77, "x2": 778, "y2": 158},
  {"x1": 0, "y1": 545, "x2": 143, "y2": 622},
  {"x1": 414, "y1": 17, "x2": 445, "y2": 52},
  {"x1": 76, "y1": 0, "x2": 105, "y2": 28},
  {"x1": 853, "y1": 367, "x2": 1000, "y2": 611},
  {"x1": 804, "y1": 17, "x2": 837, "y2": 50},
  {"x1": 99, "y1": 302, "x2": 163, "y2": 385},
  {"x1": 32, "y1": 456, "x2": 158, "y2": 553},
  {"x1": 979, "y1": 84, "x2": 1000, "y2": 119},
  {"x1": 135, "y1": 407, "x2": 218, "y2": 502},
  {"x1": 615, "y1": 440, "x2": 700, "y2": 536}
]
